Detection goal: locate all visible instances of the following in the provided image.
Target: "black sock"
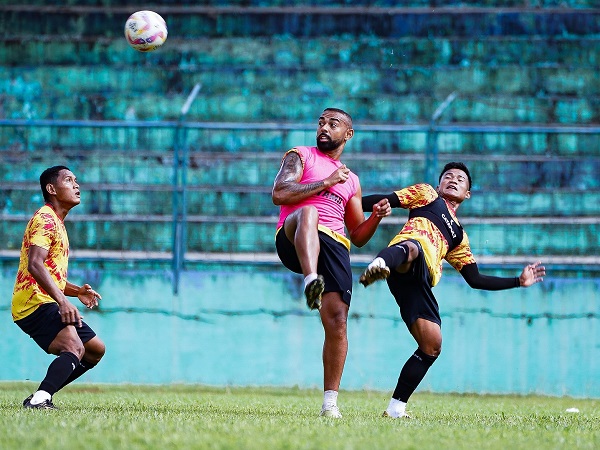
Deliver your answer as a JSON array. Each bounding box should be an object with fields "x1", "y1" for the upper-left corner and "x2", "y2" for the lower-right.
[
  {"x1": 392, "y1": 348, "x2": 438, "y2": 403},
  {"x1": 38, "y1": 351, "x2": 80, "y2": 396},
  {"x1": 57, "y1": 360, "x2": 97, "y2": 392},
  {"x1": 378, "y1": 243, "x2": 410, "y2": 270}
]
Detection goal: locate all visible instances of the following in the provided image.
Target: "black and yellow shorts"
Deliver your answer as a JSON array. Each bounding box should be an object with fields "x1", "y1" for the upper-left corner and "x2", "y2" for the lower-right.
[
  {"x1": 15, "y1": 302, "x2": 97, "y2": 353},
  {"x1": 386, "y1": 239, "x2": 441, "y2": 328}
]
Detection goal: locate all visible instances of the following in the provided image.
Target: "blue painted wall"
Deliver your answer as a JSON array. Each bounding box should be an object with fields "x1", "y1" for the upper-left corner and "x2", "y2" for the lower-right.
[{"x1": 0, "y1": 264, "x2": 597, "y2": 398}]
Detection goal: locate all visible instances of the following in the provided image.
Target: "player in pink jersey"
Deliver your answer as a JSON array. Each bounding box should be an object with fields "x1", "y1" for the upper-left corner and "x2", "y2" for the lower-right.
[{"x1": 272, "y1": 108, "x2": 391, "y2": 418}]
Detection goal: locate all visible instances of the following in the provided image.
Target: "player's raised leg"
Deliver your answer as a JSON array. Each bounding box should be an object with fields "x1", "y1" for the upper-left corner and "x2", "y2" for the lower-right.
[{"x1": 282, "y1": 206, "x2": 325, "y2": 310}]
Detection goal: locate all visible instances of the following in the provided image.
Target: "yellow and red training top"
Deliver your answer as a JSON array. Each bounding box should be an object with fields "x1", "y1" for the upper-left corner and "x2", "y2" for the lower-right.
[
  {"x1": 11, "y1": 204, "x2": 69, "y2": 321},
  {"x1": 388, "y1": 183, "x2": 476, "y2": 286}
]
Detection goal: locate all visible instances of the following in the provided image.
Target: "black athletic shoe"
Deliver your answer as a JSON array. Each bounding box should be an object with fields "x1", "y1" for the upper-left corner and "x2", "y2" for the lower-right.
[
  {"x1": 304, "y1": 275, "x2": 325, "y2": 310},
  {"x1": 23, "y1": 396, "x2": 57, "y2": 410},
  {"x1": 22, "y1": 394, "x2": 33, "y2": 407}
]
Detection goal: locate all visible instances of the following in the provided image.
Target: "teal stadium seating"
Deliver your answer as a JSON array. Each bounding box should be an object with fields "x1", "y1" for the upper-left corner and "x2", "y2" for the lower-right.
[{"x1": 0, "y1": 1, "x2": 598, "y2": 264}]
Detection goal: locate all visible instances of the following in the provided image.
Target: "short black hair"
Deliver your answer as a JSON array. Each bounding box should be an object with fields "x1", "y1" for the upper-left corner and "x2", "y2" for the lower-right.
[
  {"x1": 322, "y1": 108, "x2": 353, "y2": 127},
  {"x1": 40, "y1": 165, "x2": 70, "y2": 202},
  {"x1": 439, "y1": 162, "x2": 472, "y2": 190}
]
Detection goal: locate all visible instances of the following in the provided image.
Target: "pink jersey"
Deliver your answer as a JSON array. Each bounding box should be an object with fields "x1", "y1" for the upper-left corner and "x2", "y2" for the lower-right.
[{"x1": 276, "y1": 146, "x2": 359, "y2": 238}]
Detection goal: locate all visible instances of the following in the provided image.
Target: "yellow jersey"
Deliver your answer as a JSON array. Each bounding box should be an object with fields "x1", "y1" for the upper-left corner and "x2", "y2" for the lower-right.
[
  {"x1": 388, "y1": 184, "x2": 476, "y2": 286},
  {"x1": 11, "y1": 204, "x2": 70, "y2": 321}
]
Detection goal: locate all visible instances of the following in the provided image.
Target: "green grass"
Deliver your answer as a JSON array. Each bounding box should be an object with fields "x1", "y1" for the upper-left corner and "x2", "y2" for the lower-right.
[{"x1": 1, "y1": 383, "x2": 599, "y2": 450}]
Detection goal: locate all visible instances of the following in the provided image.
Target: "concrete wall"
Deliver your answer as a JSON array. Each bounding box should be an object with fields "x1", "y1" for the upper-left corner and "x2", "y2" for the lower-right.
[{"x1": 1, "y1": 264, "x2": 597, "y2": 398}]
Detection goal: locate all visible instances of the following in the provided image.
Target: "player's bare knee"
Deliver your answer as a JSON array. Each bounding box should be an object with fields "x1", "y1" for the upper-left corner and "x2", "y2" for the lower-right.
[
  {"x1": 427, "y1": 337, "x2": 442, "y2": 357},
  {"x1": 406, "y1": 241, "x2": 420, "y2": 261},
  {"x1": 92, "y1": 340, "x2": 106, "y2": 362},
  {"x1": 417, "y1": 335, "x2": 442, "y2": 357},
  {"x1": 299, "y1": 205, "x2": 319, "y2": 225},
  {"x1": 63, "y1": 339, "x2": 85, "y2": 360},
  {"x1": 419, "y1": 344, "x2": 441, "y2": 359},
  {"x1": 83, "y1": 337, "x2": 106, "y2": 364},
  {"x1": 322, "y1": 311, "x2": 348, "y2": 337},
  {"x1": 49, "y1": 327, "x2": 85, "y2": 358}
]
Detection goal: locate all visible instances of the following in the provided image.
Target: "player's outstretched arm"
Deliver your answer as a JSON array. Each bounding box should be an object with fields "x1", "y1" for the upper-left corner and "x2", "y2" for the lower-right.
[
  {"x1": 362, "y1": 193, "x2": 400, "y2": 212},
  {"x1": 346, "y1": 187, "x2": 391, "y2": 248},
  {"x1": 518, "y1": 261, "x2": 546, "y2": 287},
  {"x1": 460, "y1": 261, "x2": 546, "y2": 291}
]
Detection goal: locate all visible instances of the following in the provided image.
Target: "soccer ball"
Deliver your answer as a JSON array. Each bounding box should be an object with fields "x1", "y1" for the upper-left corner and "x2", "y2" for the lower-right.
[{"x1": 124, "y1": 10, "x2": 168, "y2": 52}]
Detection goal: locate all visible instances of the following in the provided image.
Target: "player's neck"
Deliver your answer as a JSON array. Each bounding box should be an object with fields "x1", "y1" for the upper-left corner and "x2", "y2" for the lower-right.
[
  {"x1": 319, "y1": 146, "x2": 344, "y2": 160},
  {"x1": 442, "y1": 196, "x2": 461, "y2": 213},
  {"x1": 46, "y1": 201, "x2": 72, "y2": 221}
]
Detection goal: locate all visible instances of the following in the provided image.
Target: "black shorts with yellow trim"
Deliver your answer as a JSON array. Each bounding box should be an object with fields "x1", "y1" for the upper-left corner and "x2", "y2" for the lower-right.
[
  {"x1": 385, "y1": 239, "x2": 441, "y2": 328},
  {"x1": 276, "y1": 227, "x2": 353, "y2": 306},
  {"x1": 15, "y1": 302, "x2": 97, "y2": 353}
]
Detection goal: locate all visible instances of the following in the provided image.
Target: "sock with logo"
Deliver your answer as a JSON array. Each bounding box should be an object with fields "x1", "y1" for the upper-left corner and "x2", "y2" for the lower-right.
[
  {"x1": 304, "y1": 273, "x2": 318, "y2": 290},
  {"x1": 377, "y1": 243, "x2": 410, "y2": 270},
  {"x1": 392, "y1": 348, "x2": 438, "y2": 402},
  {"x1": 38, "y1": 351, "x2": 80, "y2": 397},
  {"x1": 57, "y1": 359, "x2": 97, "y2": 392}
]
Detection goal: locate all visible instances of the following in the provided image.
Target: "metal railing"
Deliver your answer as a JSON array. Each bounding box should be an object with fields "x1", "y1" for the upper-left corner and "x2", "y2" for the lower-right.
[{"x1": 1, "y1": 117, "x2": 599, "y2": 292}]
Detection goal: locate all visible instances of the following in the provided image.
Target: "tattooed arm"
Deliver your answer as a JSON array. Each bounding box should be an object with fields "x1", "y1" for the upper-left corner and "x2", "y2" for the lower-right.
[{"x1": 272, "y1": 151, "x2": 350, "y2": 205}]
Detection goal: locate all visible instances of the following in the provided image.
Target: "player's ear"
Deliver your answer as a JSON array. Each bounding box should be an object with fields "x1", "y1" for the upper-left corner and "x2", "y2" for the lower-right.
[
  {"x1": 45, "y1": 183, "x2": 56, "y2": 196},
  {"x1": 345, "y1": 128, "x2": 354, "y2": 141},
  {"x1": 464, "y1": 189, "x2": 471, "y2": 200}
]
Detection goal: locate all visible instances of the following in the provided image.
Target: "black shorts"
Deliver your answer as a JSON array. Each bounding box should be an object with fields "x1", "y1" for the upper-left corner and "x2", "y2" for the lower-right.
[
  {"x1": 276, "y1": 228, "x2": 353, "y2": 306},
  {"x1": 385, "y1": 239, "x2": 441, "y2": 329},
  {"x1": 15, "y1": 302, "x2": 97, "y2": 354}
]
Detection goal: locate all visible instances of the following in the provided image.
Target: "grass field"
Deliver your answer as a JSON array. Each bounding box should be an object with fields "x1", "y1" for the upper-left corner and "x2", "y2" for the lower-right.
[{"x1": 1, "y1": 382, "x2": 598, "y2": 450}]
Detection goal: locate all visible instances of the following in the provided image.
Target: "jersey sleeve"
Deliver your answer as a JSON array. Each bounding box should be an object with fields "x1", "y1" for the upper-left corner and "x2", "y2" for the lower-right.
[
  {"x1": 362, "y1": 193, "x2": 400, "y2": 211},
  {"x1": 28, "y1": 212, "x2": 56, "y2": 250},
  {"x1": 460, "y1": 263, "x2": 521, "y2": 290},
  {"x1": 445, "y1": 231, "x2": 477, "y2": 271},
  {"x1": 394, "y1": 184, "x2": 438, "y2": 209},
  {"x1": 280, "y1": 147, "x2": 306, "y2": 170}
]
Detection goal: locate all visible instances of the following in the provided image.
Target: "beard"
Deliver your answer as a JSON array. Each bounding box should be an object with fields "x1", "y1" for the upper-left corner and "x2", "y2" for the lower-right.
[{"x1": 316, "y1": 134, "x2": 342, "y2": 152}]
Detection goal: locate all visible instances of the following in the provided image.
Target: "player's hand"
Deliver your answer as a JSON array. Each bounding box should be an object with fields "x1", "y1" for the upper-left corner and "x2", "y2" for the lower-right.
[
  {"x1": 325, "y1": 164, "x2": 350, "y2": 186},
  {"x1": 58, "y1": 299, "x2": 83, "y2": 328},
  {"x1": 78, "y1": 283, "x2": 101, "y2": 309},
  {"x1": 519, "y1": 261, "x2": 545, "y2": 287},
  {"x1": 372, "y1": 199, "x2": 391, "y2": 218}
]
